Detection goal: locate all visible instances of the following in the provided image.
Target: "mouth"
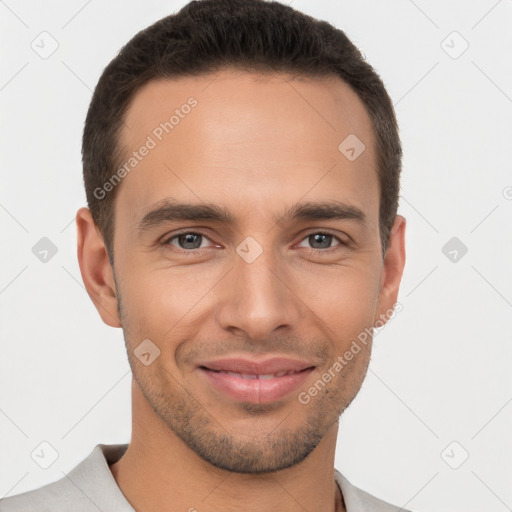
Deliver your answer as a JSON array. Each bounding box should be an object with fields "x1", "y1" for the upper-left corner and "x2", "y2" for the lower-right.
[
  {"x1": 197, "y1": 357, "x2": 316, "y2": 404},
  {"x1": 200, "y1": 367, "x2": 310, "y2": 380}
]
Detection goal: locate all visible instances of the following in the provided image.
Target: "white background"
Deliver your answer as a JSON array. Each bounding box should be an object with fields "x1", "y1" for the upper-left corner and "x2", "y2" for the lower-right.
[{"x1": 1, "y1": 1, "x2": 511, "y2": 511}]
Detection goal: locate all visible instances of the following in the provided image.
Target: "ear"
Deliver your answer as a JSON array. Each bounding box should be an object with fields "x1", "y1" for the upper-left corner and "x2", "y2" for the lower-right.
[
  {"x1": 76, "y1": 207, "x2": 121, "y2": 328},
  {"x1": 374, "y1": 214, "x2": 406, "y2": 325}
]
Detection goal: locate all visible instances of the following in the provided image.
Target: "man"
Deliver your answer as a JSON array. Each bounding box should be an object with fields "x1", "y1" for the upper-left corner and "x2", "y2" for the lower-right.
[{"x1": 1, "y1": 0, "x2": 409, "y2": 510}]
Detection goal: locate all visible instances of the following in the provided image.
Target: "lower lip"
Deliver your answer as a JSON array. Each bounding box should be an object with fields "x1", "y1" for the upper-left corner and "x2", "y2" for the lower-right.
[{"x1": 199, "y1": 367, "x2": 315, "y2": 404}]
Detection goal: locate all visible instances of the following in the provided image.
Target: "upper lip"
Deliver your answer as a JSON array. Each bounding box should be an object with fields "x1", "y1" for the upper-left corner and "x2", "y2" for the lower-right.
[{"x1": 198, "y1": 357, "x2": 315, "y2": 375}]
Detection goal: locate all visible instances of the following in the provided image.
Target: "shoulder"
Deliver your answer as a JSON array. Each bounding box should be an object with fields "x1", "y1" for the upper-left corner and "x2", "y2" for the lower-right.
[
  {"x1": 0, "y1": 476, "x2": 92, "y2": 512},
  {"x1": 0, "y1": 444, "x2": 132, "y2": 512},
  {"x1": 335, "y1": 469, "x2": 415, "y2": 512}
]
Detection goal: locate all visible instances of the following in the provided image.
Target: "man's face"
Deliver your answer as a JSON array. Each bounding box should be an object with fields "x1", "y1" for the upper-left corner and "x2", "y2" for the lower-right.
[{"x1": 103, "y1": 69, "x2": 402, "y2": 473}]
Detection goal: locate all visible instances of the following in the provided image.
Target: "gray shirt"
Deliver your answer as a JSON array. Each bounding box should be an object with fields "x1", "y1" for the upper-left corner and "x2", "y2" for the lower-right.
[{"x1": 0, "y1": 444, "x2": 412, "y2": 511}]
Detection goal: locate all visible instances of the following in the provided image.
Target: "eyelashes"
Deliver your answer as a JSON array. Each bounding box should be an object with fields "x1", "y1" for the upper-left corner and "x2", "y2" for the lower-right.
[{"x1": 162, "y1": 230, "x2": 348, "y2": 257}]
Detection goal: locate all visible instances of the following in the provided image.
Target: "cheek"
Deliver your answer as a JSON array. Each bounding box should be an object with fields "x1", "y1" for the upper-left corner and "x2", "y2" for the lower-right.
[
  {"x1": 118, "y1": 263, "x2": 215, "y2": 345},
  {"x1": 294, "y1": 262, "x2": 380, "y2": 330},
  {"x1": 117, "y1": 243, "x2": 381, "y2": 343}
]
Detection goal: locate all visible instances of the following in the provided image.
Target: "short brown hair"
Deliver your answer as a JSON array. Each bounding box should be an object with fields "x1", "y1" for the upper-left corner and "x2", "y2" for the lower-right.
[{"x1": 82, "y1": 0, "x2": 402, "y2": 264}]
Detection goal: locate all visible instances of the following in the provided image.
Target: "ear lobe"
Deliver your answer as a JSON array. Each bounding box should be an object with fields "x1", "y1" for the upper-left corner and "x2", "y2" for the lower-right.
[
  {"x1": 76, "y1": 207, "x2": 121, "y2": 328},
  {"x1": 374, "y1": 214, "x2": 406, "y2": 326}
]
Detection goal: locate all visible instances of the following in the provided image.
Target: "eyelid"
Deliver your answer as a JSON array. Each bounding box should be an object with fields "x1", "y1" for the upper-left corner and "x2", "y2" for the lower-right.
[
  {"x1": 162, "y1": 228, "x2": 349, "y2": 252},
  {"x1": 163, "y1": 230, "x2": 219, "y2": 249},
  {"x1": 298, "y1": 229, "x2": 349, "y2": 245}
]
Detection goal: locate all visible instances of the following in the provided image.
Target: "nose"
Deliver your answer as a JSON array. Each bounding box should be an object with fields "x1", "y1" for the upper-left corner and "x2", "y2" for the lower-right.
[{"x1": 215, "y1": 240, "x2": 302, "y2": 341}]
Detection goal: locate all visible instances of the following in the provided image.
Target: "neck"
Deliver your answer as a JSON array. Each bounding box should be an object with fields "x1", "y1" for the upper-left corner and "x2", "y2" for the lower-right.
[{"x1": 109, "y1": 381, "x2": 345, "y2": 512}]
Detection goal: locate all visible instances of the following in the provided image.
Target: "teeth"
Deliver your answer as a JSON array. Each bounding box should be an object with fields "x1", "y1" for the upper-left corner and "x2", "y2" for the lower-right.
[
  {"x1": 223, "y1": 371, "x2": 257, "y2": 380},
  {"x1": 215, "y1": 370, "x2": 300, "y2": 379}
]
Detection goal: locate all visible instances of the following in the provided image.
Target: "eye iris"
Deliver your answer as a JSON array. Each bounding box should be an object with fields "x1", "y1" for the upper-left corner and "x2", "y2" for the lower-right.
[
  {"x1": 173, "y1": 233, "x2": 336, "y2": 251},
  {"x1": 310, "y1": 233, "x2": 332, "y2": 249},
  {"x1": 179, "y1": 233, "x2": 202, "y2": 249}
]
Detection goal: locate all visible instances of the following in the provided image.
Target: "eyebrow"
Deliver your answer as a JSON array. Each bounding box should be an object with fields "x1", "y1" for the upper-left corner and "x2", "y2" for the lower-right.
[{"x1": 136, "y1": 198, "x2": 367, "y2": 232}]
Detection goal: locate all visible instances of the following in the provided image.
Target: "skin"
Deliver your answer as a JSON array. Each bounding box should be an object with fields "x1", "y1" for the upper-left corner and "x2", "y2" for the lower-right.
[{"x1": 76, "y1": 68, "x2": 406, "y2": 512}]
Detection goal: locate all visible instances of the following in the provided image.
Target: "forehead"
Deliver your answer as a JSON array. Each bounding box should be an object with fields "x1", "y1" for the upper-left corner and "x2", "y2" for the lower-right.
[{"x1": 116, "y1": 69, "x2": 379, "y2": 230}]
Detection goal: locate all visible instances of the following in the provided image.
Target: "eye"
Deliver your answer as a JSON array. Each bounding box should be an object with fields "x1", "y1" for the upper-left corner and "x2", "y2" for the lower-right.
[
  {"x1": 297, "y1": 232, "x2": 346, "y2": 252},
  {"x1": 161, "y1": 230, "x2": 348, "y2": 257},
  {"x1": 164, "y1": 232, "x2": 215, "y2": 252}
]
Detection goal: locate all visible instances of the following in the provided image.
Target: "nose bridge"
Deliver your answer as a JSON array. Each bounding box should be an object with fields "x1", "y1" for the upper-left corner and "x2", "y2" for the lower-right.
[{"x1": 216, "y1": 234, "x2": 301, "y2": 339}]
